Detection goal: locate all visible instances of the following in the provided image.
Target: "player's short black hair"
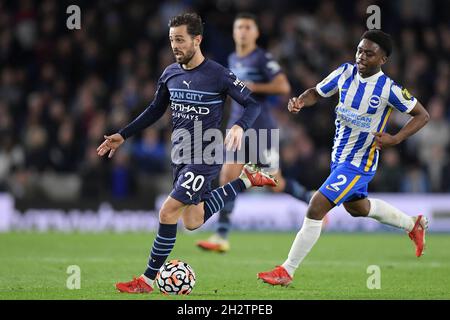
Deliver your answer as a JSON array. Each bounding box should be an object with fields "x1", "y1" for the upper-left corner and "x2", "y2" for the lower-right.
[
  {"x1": 234, "y1": 12, "x2": 259, "y2": 27},
  {"x1": 361, "y1": 30, "x2": 393, "y2": 57},
  {"x1": 168, "y1": 13, "x2": 203, "y2": 37}
]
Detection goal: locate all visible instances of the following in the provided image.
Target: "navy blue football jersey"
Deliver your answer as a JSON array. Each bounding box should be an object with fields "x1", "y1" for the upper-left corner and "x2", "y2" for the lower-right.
[
  {"x1": 119, "y1": 58, "x2": 260, "y2": 164},
  {"x1": 227, "y1": 47, "x2": 282, "y2": 129}
]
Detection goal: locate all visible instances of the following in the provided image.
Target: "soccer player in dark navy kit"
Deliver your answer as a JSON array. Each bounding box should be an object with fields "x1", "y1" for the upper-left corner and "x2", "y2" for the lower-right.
[
  {"x1": 197, "y1": 13, "x2": 313, "y2": 253},
  {"x1": 97, "y1": 13, "x2": 277, "y2": 293}
]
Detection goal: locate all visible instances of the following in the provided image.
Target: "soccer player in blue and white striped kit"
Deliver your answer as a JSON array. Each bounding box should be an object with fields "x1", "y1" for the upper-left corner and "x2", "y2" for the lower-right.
[
  {"x1": 258, "y1": 30, "x2": 430, "y2": 286},
  {"x1": 97, "y1": 13, "x2": 277, "y2": 293}
]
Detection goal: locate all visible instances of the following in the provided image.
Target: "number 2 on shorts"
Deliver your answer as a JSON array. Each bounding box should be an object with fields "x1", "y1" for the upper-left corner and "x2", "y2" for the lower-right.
[{"x1": 329, "y1": 174, "x2": 347, "y2": 192}]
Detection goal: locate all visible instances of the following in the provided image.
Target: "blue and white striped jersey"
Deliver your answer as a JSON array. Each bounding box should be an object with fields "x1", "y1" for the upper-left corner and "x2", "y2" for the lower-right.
[{"x1": 316, "y1": 63, "x2": 417, "y2": 172}]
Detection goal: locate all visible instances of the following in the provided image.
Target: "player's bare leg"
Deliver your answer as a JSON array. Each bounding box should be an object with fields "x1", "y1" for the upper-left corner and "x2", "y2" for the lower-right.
[
  {"x1": 196, "y1": 163, "x2": 243, "y2": 252},
  {"x1": 197, "y1": 166, "x2": 312, "y2": 252},
  {"x1": 220, "y1": 163, "x2": 245, "y2": 184},
  {"x1": 343, "y1": 198, "x2": 428, "y2": 257},
  {"x1": 258, "y1": 191, "x2": 332, "y2": 285},
  {"x1": 188, "y1": 163, "x2": 277, "y2": 230}
]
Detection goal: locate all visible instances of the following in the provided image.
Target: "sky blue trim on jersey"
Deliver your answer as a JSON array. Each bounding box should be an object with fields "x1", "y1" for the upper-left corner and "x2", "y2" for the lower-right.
[
  {"x1": 339, "y1": 67, "x2": 357, "y2": 103},
  {"x1": 345, "y1": 131, "x2": 369, "y2": 162},
  {"x1": 388, "y1": 85, "x2": 408, "y2": 112},
  {"x1": 168, "y1": 88, "x2": 220, "y2": 95},
  {"x1": 367, "y1": 75, "x2": 387, "y2": 114},
  {"x1": 350, "y1": 81, "x2": 367, "y2": 110},
  {"x1": 334, "y1": 126, "x2": 352, "y2": 162},
  {"x1": 171, "y1": 98, "x2": 223, "y2": 105}
]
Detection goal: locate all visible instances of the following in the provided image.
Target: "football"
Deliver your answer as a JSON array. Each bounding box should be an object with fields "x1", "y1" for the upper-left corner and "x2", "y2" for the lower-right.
[{"x1": 155, "y1": 260, "x2": 196, "y2": 295}]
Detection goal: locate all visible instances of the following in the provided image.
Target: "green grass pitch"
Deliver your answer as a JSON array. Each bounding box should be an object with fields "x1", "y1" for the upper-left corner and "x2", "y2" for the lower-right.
[{"x1": 0, "y1": 231, "x2": 449, "y2": 300}]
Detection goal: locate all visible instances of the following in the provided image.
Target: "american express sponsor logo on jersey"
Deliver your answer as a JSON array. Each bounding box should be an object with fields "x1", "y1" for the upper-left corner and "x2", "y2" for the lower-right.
[{"x1": 336, "y1": 105, "x2": 372, "y2": 129}]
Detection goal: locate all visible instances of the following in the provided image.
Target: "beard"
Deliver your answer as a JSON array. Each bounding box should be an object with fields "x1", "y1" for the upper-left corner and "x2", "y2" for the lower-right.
[{"x1": 174, "y1": 47, "x2": 196, "y2": 65}]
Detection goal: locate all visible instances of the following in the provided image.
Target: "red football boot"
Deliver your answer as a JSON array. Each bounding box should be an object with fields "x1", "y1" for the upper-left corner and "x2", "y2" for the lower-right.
[
  {"x1": 257, "y1": 266, "x2": 293, "y2": 286},
  {"x1": 408, "y1": 215, "x2": 428, "y2": 257},
  {"x1": 116, "y1": 275, "x2": 153, "y2": 293},
  {"x1": 241, "y1": 163, "x2": 278, "y2": 187}
]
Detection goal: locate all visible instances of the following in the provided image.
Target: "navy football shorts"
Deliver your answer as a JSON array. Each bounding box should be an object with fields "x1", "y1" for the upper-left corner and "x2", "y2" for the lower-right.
[{"x1": 170, "y1": 163, "x2": 222, "y2": 205}]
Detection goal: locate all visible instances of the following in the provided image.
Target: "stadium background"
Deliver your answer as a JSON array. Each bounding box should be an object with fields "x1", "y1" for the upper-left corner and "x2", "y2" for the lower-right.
[
  {"x1": 0, "y1": 0, "x2": 448, "y2": 205},
  {"x1": 1, "y1": 0, "x2": 449, "y2": 208},
  {"x1": 0, "y1": 0, "x2": 450, "y2": 300}
]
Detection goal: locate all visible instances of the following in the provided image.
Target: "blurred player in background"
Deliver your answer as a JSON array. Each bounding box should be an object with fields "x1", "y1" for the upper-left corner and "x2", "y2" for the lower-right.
[
  {"x1": 258, "y1": 30, "x2": 430, "y2": 286},
  {"x1": 97, "y1": 13, "x2": 277, "y2": 294},
  {"x1": 197, "y1": 13, "x2": 313, "y2": 253}
]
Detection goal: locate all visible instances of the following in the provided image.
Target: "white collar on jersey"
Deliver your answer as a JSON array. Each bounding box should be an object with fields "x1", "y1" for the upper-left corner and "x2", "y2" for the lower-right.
[{"x1": 356, "y1": 69, "x2": 384, "y2": 83}]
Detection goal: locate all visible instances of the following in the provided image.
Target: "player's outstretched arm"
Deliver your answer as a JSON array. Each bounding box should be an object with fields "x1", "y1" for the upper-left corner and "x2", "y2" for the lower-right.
[
  {"x1": 97, "y1": 82, "x2": 169, "y2": 158},
  {"x1": 373, "y1": 101, "x2": 429, "y2": 150},
  {"x1": 288, "y1": 87, "x2": 321, "y2": 114}
]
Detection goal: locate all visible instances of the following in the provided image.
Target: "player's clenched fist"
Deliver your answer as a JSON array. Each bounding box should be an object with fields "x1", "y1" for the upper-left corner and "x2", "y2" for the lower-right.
[
  {"x1": 97, "y1": 133, "x2": 124, "y2": 158},
  {"x1": 287, "y1": 96, "x2": 305, "y2": 113}
]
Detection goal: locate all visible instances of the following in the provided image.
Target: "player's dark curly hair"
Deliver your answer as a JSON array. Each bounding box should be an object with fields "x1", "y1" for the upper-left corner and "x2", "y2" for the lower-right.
[
  {"x1": 361, "y1": 30, "x2": 393, "y2": 57},
  {"x1": 168, "y1": 13, "x2": 203, "y2": 37}
]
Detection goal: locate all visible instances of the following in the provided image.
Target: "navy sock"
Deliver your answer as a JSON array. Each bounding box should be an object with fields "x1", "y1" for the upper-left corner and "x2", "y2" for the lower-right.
[
  {"x1": 203, "y1": 178, "x2": 246, "y2": 223},
  {"x1": 284, "y1": 178, "x2": 312, "y2": 204},
  {"x1": 144, "y1": 223, "x2": 177, "y2": 280},
  {"x1": 216, "y1": 200, "x2": 235, "y2": 239}
]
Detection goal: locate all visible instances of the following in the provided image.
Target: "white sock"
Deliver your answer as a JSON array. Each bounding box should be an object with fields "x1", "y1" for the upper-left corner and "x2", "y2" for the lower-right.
[
  {"x1": 282, "y1": 217, "x2": 323, "y2": 277},
  {"x1": 367, "y1": 198, "x2": 414, "y2": 232},
  {"x1": 140, "y1": 274, "x2": 154, "y2": 287}
]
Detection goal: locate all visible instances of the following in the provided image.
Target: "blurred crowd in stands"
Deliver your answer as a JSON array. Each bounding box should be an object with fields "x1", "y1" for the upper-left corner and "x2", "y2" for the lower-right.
[{"x1": 0, "y1": 0, "x2": 449, "y2": 208}]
